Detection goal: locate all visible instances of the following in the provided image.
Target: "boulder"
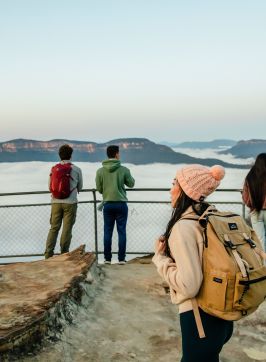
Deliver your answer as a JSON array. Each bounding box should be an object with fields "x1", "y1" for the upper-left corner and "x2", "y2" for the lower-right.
[{"x1": 0, "y1": 246, "x2": 95, "y2": 354}]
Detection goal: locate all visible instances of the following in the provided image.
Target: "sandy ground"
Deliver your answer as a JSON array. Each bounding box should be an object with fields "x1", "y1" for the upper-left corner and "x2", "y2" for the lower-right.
[{"x1": 15, "y1": 260, "x2": 266, "y2": 362}]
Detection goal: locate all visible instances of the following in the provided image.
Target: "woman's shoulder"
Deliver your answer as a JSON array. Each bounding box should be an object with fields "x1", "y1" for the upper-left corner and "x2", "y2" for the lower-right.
[
  {"x1": 180, "y1": 206, "x2": 200, "y2": 223},
  {"x1": 169, "y1": 218, "x2": 204, "y2": 253},
  {"x1": 171, "y1": 213, "x2": 202, "y2": 237}
]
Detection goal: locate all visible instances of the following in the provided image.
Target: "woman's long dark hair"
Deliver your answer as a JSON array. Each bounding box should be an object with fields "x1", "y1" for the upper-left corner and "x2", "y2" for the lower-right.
[
  {"x1": 164, "y1": 189, "x2": 209, "y2": 257},
  {"x1": 245, "y1": 153, "x2": 266, "y2": 211}
]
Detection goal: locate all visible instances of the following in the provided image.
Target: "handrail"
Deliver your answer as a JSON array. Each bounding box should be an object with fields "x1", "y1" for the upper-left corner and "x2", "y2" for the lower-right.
[{"x1": 0, "y1": 188, "x2": 243, "y2": 197}]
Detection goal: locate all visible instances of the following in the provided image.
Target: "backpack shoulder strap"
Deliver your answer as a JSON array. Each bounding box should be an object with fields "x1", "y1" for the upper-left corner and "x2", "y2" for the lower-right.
[
  {"x1": 198, "y1": 205, "x2": 218, "y2": 227},
  {"x1": 178, "y1": 210, "x2": 207, "y2": 338},
  {"x1": 191, "y1": 298, "x2": 206, "y2": 338}
]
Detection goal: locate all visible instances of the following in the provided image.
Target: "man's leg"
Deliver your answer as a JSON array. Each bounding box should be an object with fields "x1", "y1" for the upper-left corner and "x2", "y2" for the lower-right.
[
  {"x1": 116, "y1": 202, "x2": 128, "y2": 262},
  {"x1": 60, "y1": 203, "x2": 77, "y2": 254},
  {"x1": 103, "y1": 202, "x2": 116, "y2": 261},
  {"x1": 45, "y1": 203, "x2": 63, "y2": 259}
]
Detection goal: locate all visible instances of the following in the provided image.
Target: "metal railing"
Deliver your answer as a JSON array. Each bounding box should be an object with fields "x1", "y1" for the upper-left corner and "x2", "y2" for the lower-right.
[{"x1": 0, "y1": 188, "x2": 246, "y2": 263}]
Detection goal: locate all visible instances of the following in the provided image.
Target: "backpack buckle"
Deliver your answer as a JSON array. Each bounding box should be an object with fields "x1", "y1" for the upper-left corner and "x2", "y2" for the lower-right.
[
  {"x1": 224, "y1": 234, "x2": 237, "y2": 249},
  {"x1": 246, "y1": 238, "x2": 256, "y2": 248},
  {"x1": 225, "y1": 240, "x2": 237, "y2": 250},
  {"x1": 243, "y1": 233, "x2": 256, "y2": 248}
]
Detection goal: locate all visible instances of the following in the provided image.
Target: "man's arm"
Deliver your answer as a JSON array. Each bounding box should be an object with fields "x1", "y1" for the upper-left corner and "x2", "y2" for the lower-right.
[
  {"x1": 77, "y1": 168, "x2": 83, "y2": 192},
  {"x1": 48, "y1": 168, "x2": 52, "y2": 191},
  {"x1": 95, "y1": 169, "x2": 103, "y2": 194},
  {"x1": 124, "y1": 169, "x2": 135, "y2": 188}
]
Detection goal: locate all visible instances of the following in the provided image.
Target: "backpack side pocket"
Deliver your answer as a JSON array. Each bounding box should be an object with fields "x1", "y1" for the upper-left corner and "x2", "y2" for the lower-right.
[
  {"x1": 234, "y1": 267, "x2": 266, "y2": 311},
  {"x1": 199, "y1": 270, "x2": 228, "y2": 311}
]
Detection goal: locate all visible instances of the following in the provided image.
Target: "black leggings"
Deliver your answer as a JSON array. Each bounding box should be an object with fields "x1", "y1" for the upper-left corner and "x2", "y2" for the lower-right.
[{"x1": 180, "y1": 308, "x2": 233, "y2": 362}]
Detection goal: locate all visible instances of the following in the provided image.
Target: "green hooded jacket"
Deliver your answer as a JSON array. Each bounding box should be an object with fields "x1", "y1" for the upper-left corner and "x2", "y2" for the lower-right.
[{"x1": 95, "y1": 159, "x2": 135, "y2": 202}]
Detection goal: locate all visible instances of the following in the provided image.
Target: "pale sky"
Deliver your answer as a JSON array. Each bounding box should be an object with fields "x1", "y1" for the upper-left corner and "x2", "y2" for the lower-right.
[{"x1": 0, "y1": 0, "x2": 266, "y2": 143}]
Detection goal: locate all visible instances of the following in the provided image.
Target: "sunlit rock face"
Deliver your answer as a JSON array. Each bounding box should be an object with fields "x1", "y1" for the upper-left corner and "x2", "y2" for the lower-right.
[{"x1": 0, "y1": 246, "x2": 96, "y2": 355}]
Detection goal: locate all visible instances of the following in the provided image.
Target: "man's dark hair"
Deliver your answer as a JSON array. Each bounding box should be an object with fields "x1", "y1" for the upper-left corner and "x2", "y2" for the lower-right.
[
  {"x1": 107, "y1": 145, "x2": 119, "y2": 158},
  {"x1": 59, "y1": 144, "x2": 73, "y2": 160}
]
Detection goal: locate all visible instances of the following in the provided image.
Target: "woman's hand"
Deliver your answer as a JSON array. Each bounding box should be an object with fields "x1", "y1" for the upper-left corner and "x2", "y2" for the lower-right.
[{"x1": 155, "y1": 235, "x2": 166, "y2": 255}]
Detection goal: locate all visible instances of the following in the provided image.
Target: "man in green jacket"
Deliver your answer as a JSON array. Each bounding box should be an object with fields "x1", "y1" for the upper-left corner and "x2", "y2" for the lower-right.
[{"x1": 95, "y1": 145, "x2": 135, "y2": 264}]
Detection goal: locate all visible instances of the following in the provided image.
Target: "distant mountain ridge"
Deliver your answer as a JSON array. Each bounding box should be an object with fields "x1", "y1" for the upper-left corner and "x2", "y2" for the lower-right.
[
  {"x1": 219, "y1": 139, "x2": 266, "y2": 158},
  {"x1": 163, "y1": 139, "x2": 237, "y2": 149},
  {"x1": 0, "y1": 138, "x2": 247, "y2": 168}
]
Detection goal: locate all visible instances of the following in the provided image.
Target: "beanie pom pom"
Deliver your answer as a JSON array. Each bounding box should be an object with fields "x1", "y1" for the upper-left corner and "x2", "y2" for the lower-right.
[{"x1": 210, "y1": 165, "x2": 225, "y2": 181}]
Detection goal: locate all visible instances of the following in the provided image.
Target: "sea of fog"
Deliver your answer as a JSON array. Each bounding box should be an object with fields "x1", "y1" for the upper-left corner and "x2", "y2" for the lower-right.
[
  {"x1": 173, "y1": 147, "x2": 254, "y2": 165},
  {"x1": 0, "y1": 149, "x2": 252, "y2": 263},
  {"x1": 0, "y1": 149, "x2": 252, "y2": 200}
]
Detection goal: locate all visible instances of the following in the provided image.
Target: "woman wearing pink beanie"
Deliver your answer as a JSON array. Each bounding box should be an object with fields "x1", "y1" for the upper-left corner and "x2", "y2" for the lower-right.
[{"x1": 153, "y1": 164, "x2": 233, "y2": 362}]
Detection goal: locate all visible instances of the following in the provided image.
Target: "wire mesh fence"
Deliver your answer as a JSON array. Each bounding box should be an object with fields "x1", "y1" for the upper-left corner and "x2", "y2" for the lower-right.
[{"x1": 0, "y1": 189, "x2": 247, "y2": 262}]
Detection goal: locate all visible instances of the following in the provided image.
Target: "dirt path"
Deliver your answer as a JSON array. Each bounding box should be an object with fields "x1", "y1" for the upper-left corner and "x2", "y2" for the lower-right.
[{"x1": 19, "y1": 260, "x2": 266, "y2": 362}]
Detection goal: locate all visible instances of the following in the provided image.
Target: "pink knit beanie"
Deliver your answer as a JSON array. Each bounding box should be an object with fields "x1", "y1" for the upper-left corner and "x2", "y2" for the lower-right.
[{"x1": 176, "y1": 164, "x2": 225, "y2": 202}]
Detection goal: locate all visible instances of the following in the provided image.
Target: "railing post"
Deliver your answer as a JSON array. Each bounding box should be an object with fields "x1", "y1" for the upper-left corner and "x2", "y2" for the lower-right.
[{"x1": 92, "y1": 189, "x2": 99, "y2": 262}]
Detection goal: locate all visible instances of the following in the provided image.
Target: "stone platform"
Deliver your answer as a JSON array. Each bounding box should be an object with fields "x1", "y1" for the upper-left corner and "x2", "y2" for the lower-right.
[{"x1": 1, "y1": 252, "x2": 266, "y2": 361}]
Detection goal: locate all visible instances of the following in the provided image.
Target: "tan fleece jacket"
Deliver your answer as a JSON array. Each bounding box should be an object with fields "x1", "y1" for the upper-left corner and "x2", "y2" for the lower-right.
[{"x1": 152, "y1": 206, "x2": 204, "y2": 313}]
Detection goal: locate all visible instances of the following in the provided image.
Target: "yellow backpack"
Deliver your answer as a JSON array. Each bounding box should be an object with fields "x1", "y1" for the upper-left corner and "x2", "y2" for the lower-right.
[{"x1": 192, "y1": 206, "x2": 266, "y2": 338}]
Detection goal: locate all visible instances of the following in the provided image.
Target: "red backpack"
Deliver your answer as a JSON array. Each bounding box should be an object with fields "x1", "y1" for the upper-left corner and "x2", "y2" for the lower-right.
[{"x1": 50, "y1": 163, "x2": 73, "y2": 199}]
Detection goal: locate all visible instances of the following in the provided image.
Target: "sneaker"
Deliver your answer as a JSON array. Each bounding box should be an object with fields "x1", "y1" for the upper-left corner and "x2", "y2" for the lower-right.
[
  {"x1": 118, "y1": 260, "x2": 127, "y2": 265},
  {"x1": 104, "y1": 260, "x2": 111, "y2": 265}
]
